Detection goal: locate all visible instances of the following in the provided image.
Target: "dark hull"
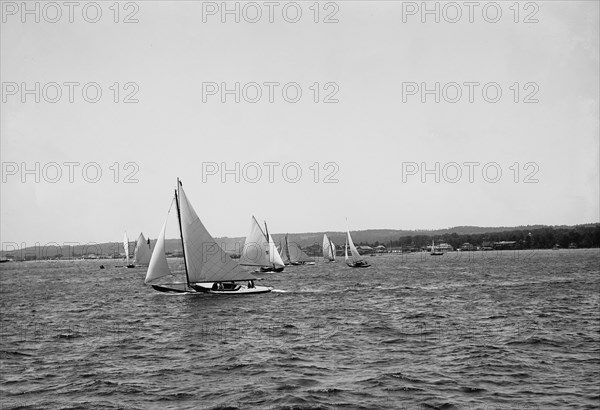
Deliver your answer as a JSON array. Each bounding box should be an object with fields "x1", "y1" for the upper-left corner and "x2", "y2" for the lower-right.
[
  {"x1": 260, "y1": 266, "x2": 285, "y2": 273},
  {"x1": 152, "y1": 284, "x2": 189, "y2": 293},
  {"x1": 346, "y1": 262, "x2": 371, "y2": 268}
]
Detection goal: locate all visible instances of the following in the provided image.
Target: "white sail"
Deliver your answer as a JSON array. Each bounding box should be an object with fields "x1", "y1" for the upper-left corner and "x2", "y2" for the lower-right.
[
  {"x1": 123, "y1": 232, "x2": 130, "y2": 263},
  {"x1": 240, "y1": 216, "x2": 270, "y2": 267},
  {"x1": 346, "y1": 224, "x2": 364, "y2": 263},
  {"x1": 144, "y1": 201, "x2": 174, "y2": 284},
  {"x1": 134, "y1": 232, "x2": 152, "y2": 266},
  {"x1": 323, "y1": 234, "x2": 336, "y2": 261},
  {"x1": 268, "y1": 233, "x2": 285, "y2": 269},
  {"x1": 344, "y1": 239, "x2": 348, "y2": 261},
  {"x1": 178, "y1": 184, "x2": 255, "y2": 283}
]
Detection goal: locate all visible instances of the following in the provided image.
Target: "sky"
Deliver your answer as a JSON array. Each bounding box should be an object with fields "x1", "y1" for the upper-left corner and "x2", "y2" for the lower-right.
[{"x1": 1, "y1": 0, "x2": 599, "y2": 246}]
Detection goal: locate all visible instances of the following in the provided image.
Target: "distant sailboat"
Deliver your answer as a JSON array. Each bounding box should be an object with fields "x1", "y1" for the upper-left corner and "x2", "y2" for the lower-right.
[
  {"x1": 322, "y1": 234, "x2": 336, "y2": 262},
  {"x1": 345, "y1": 220, "x2": 370, "y2": 268},
  {"x1": 430, "y1": 239, "x2": 444, "y2": 256},
  {"x1": 279, "y1": 237, "x2": 293, "y2": 266},
  {"x1": 240, "y1": 216, "x2": 285, "y2": 273},
  {"x1": 123, "y1": 232, "x2": 135, "y2": 268},
  {"x1": 133, "y1": 233, "x2": 152, "y2": 266},
  {"x1": 144, "y1": 179, "x2": 271, "y2": 294},
  {"x1": 285, "y1": 234, "x2": 315, "y2": 265}
]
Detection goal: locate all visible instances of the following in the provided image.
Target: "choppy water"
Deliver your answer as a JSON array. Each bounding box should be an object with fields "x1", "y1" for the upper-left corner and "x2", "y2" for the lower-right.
[{"x1": 1, "y1": 249, "x2": 599, "y2": 409}]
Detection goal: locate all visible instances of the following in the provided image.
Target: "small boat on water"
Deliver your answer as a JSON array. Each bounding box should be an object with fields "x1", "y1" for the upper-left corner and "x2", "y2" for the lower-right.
[
  {"x1": 345, "y1": 220, "x2": 371, "y2": 268},
  {"x1": 144, "y1": 179, "x2": 271, "y2": 295},
  {"x1": 430, "y1": 240, "x2": 444, "y2": 256},
  {"x1": 240, "y1": 216, "x2": 285, "y2": 273},
  {"x1": 123, "y1": 232, "x2": 135, "y2": 268},
  {"x1": 322, "y1": 234, "x2": 336, "y2": 262}
]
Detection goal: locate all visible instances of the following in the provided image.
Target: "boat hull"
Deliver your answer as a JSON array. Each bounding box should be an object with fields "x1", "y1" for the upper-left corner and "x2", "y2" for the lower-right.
[
  {"x1": 346, "y1": 262, "x2": 371, "y2": 268},
  {"x1": 260, "y1": 266, "x2": 284, "y2": 273},
  {"x1": 151, "y1": 283, "x2": 272, "y2": 295},
  {"x1": 192, "y1": 283, "x2": 272, "y2": 295}
]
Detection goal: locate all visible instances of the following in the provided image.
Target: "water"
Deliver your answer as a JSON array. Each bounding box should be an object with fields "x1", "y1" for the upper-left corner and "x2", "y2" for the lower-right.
[{"x1": 1, "y1": 249, "x2": 599, "y2": 409}]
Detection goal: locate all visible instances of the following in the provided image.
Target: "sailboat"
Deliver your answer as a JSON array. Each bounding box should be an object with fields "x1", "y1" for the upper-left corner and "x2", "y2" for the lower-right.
[
  {"x1": 133, "y1": 232, "x2": 153, "y2": 266},
  {"x1": 123, "y1": 232, "x2": 135, "y2": 268},
  {"x1": 279, "y1": 239, "x2": 290, "y2": 265},
  {"x1": 430, "y1": 239, "x2": 444, "y2": 256},
  {"x1": 284, "y1": 234, "x2": 315, "y2": 265},
  {"x1": 345, "y1": 220, "x2": 370, "y2": 268},
  {"x1": 240, "y1": 216, "x2": 285, "y2": 273},
  {"x1": 144, "y1": 179, "x2": 272, "y2": 294},
  {"x1": 322, "y1": 234, "x2": 336, "y2": 262}
]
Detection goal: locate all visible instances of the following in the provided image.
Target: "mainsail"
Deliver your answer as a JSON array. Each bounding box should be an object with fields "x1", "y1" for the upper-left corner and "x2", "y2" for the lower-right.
[
  {"x1": 322, "y1": 234, "x2": 336, "y2": 261},
  {"x1": 344, "y1": 239, "x2": 348, "y2": 261},
  {"x1": 346, "y1": 224, "x2": 364, "y2": 264},
  {"x1": 134, "y1": 232, "x2": 152, "y2": 266},
  {"x1": 123, "y1": 232, "x2": 130, "y2": 264},
  {"x1": 267, "y1": 231, "x2": 285, "y2": 269},
  {"x1": 240, "y1": 216, "x2": 270, "y2": 267},
  {"x1": 144, "y1": 200, "x2": 174, "y2": 284},
  {"x1": 177, "y1": 183, "x2": 255, "y2": 283}
]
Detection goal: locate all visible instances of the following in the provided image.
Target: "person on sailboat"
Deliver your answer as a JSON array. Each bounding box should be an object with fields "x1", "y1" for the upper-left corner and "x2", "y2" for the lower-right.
[{"x1": 248, "y1": 280, "x2": 254, "y2": 289}]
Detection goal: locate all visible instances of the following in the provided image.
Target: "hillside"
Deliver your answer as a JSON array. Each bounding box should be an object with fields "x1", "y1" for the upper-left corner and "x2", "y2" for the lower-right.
[{"x1": 2, "y1": 223, "x2": 599, "y2": 260}]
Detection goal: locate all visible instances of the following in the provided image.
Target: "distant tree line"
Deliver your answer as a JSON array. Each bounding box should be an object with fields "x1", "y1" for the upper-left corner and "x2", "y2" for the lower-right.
[{"x1": 377, "y1": 224, "x2": 600, "y2": 250}]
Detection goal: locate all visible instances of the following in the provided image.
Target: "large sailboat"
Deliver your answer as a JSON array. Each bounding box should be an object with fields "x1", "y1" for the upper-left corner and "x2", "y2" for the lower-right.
[
  {"x1": 240, "y1": 216, "x2": 285, "y2": 273},
  {"x1": 144, "y1": 180, "x2": 272, "y2": 294},
  {"x1": 133, "y1": 232, "x2": 153, "y2": 266},
  {"x1": 322, "y1": 234, "x2": 336, "y2": 262},
  {"x1": 345, "y1": 221, "x2": 370, "y2": 268},
  {"x1": 123, "y1": 232, "x2": 135, "y2": 268}
]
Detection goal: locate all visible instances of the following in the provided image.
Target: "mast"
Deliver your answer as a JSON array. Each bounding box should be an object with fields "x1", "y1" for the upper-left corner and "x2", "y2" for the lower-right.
[
  {"x1": 175, "y1": 179, "x2": 191, "y2": 287},
  {"x1": 285, "y1": 234, "x2": 291, "y2": 264}
]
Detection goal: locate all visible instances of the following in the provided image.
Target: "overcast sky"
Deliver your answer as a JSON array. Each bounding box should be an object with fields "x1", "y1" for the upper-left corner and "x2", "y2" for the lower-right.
[{"x1": 1, "y1": 1, "x2": 598, "y2": 246}]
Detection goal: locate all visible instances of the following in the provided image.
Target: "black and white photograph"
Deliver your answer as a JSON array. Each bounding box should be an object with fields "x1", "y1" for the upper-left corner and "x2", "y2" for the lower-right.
[{"x1": 1, "y1": 1, "x2": 599, "y2": 408}]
